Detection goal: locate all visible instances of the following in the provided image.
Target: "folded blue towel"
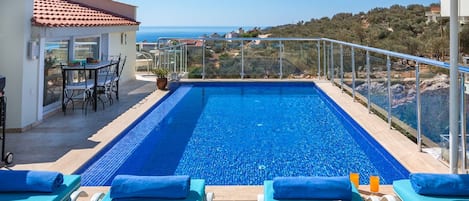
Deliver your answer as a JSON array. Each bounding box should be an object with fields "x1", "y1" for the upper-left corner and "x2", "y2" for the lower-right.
[
  {"x1": 410, "y1": 173, "x2": 469, "y2": 196},
  {"x1": 110, "y1": 175, "x2": 191, "y2": 199},
  {"x1": 273, "y1": 176, "x2": 352, "y2": 200},
  {"x1": 0, "y1": 170, "x2": 64, "y2": 192}
]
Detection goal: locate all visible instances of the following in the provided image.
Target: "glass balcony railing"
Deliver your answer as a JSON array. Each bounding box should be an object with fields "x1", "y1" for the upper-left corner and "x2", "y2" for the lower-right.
[{"x1": 137, "y1": 37, "x2": 469, "y2": 171}]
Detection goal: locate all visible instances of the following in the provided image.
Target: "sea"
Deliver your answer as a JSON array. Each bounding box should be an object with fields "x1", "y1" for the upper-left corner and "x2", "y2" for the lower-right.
[{"x1": 136, "y1": 26, "x2": 258, "y2": 42}]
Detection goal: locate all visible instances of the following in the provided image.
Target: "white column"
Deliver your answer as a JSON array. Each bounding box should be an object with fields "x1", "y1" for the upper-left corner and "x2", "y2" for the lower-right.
[{"x1": 449, "y1": 0, "x2": 460, "y2": 173}]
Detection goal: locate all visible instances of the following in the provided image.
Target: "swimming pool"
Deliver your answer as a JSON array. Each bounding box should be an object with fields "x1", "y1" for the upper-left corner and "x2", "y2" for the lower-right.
[{"x1": 76, "y1": 82, "x2": 409, "y2": 186}]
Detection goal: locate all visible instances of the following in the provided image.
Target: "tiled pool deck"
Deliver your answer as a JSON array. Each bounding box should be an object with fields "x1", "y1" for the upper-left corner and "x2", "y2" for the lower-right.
[{"x1": 2, "y1": 79, "x2": 448, "y2": 201}]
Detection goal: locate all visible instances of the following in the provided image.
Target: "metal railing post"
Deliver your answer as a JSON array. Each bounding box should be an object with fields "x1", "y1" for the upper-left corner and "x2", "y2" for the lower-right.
[
  {"x1": 184, "y1": 45, "x2": 188, "y2": 72},
  {"x1": 241, "y1": 40, "x2": 245, "y2": 79},
  {"x1": 416, "y1": 62, "x2": 422, "y2": 152},
  {"x1": 366, "y1": 51, "x2": 371, "y2": 113},
  {"x1": 157, "y1": 49, "x2": 161, "y2": 69},
  {"x1": 323, "y1": 40, "x2": 326, "y2": 80},
  {"x1": 317, "y1": 41, "x2": 321, "y2": 79},
  {"x1": 330, "y1": 42, "x2": 334, "y2": 85},
  {"x1": 460, "y1": 73, "x2": 467, "y2": 172},
  {"x1": 180, "y1": 45, "x2": 184, "y2": 73},
  {"x1": 165, "y1": 49, "x2": 169, "y2": 69},
  {"x1": 173, "y1": 47, "x2": 177, "y2": 73},
  {"x1": 387, "y1": 55, "x2": 392, "y2": 128},
  {"x1": 279, "y1": 41, "x2": 283, "y2": 79},
  {"x1": 340, "y1": 44, "x2": 344, "y2": 92},
  {"x1": 202, "y1": 40, "x2": 206, "y2": 79},
  {"x1": 352, "y1": 47, "x2": 356, "y2": 101}
]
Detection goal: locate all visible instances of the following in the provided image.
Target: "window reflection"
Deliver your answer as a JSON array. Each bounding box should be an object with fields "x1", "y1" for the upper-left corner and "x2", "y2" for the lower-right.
[
  {"x1": 44, "y1": 40, "x2": 69, "y2": 107},
  {"x1": 74, "y1": 37, "x2": 100, "y2": 62}
]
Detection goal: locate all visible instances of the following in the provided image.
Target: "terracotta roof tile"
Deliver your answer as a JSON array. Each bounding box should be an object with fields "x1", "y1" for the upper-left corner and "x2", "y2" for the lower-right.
[{"x1": 32, "y1": 0, "x2": 139, "y2": 27}]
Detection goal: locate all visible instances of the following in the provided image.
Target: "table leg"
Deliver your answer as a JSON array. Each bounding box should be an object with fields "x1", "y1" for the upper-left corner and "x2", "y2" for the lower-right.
[
  {"x1": 93, "y1": 69, "x2": 98, "y2": 111},
  {"x1": 62, "y1": 70, "x2": 66, "y2": 113},
  {"x1": 116, "y1": 80, "x2": 119, "y2": 100}
]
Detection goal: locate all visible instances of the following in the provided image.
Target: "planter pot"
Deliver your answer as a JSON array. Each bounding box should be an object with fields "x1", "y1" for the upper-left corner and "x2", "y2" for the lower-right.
[{"x1": 156, "y1": 78, "x2": 168, "y2": 90}]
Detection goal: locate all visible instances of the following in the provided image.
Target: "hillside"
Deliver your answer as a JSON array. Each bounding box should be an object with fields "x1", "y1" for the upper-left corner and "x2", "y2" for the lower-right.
[{"x1": 263, "y1": 4, "x2": 469, "y2": 60}]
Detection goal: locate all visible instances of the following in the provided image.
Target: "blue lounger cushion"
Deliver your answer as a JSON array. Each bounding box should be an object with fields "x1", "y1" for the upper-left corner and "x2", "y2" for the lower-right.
[
  {"x1": 264, "y1": 179, "x2": 363, "y2": 201},
  {"x1": 393, "y1": 179, "x2": 469, "y2": 201},
  {"x1": 103, "y1": 179, "x2": 206, "y2": 201},
  {"x1": 110, "y1": 175, "x2": 190, "y2": 199},
  {"x1": 0, "y1": 174, "x2": 81, "y2": 201},
  {"x1": 0, "y1": 170, "x2": 64, "y2": 192},
  {"x1": 272, "y1": 176, "x2": 352, "y2": 200},
  {"x1": 410, "y1": 173, "x2": 469, "y2": 196}
]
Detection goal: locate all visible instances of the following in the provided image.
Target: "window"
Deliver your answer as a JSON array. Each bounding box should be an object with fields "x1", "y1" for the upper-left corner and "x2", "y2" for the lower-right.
[{"x1": 74, "y1": 37, "x2": 100, "y2": 62}]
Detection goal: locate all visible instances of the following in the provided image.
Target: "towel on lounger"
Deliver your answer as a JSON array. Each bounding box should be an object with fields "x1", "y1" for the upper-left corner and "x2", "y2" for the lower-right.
[
  {"x1": 273, "y1": 176, "x2": 352, "y2": 200},
  {"x1": 410, "y1": 173, "x2": 469, "y2": 196},
  {"x1": 110, "y1": 175, "x2": 190, "y2": 199},
  {"x1": 0, "y1": 170, "x2": 64, "y2": 192}
]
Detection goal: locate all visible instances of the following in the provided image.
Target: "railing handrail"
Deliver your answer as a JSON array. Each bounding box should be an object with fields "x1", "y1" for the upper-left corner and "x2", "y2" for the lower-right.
[
  {"x1": 321, "y1": 38, "x2": 469, "y2": 73},
  {"x1": 153, "y1": 37, "x2": 469, "y2": 73}
]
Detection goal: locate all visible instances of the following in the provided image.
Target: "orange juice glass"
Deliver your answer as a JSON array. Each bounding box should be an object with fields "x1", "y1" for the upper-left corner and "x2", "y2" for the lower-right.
[
  {"x1": 369, "y1": 175, "x2": 380, "y2": 192},
  {"x1": 349, "y1": 172, "x2": 359, "y2": 188}
]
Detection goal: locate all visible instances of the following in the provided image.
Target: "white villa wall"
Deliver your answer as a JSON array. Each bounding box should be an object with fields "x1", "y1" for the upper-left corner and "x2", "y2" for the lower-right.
[
  {"x1": 109, "y1": 31, "x2": 137, "y2": 83},
  {"x1": 441, "y1": 0, "x2": 469, "y2": 17},
  {"x1": 0, "y1": 0, "x2": 39, "y2": 130}
]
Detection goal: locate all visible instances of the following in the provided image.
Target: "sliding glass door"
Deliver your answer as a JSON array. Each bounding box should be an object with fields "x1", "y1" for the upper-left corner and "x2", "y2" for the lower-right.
[{"x1": 44, "y1": 40, "x2": 69, "y2": 108}]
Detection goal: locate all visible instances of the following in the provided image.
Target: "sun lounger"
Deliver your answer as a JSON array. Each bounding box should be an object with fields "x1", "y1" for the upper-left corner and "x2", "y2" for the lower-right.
[
  {"x1": 0, "y1": 174, "x2": 81, "y2": 201},
  {"x1": 91, "y1": 175, "x2": 213, "y2": 201},
  {"x1": 258, "y1": 176, "x2": 363, "y2": 201},
  {"x1": 393, "y1": 179, "x2": 469, "y2": 201}
]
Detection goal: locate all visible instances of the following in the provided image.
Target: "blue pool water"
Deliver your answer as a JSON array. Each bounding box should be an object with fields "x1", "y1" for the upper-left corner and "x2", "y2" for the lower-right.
[{"x1": 76, "y1": 82, "x2": 409, "y2": 186}]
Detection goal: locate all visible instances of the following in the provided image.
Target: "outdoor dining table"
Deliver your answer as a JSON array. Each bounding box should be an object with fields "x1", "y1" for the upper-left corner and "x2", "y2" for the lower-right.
[{"x1": 61, "y1": 61, "x2": 113, "y2": 112}]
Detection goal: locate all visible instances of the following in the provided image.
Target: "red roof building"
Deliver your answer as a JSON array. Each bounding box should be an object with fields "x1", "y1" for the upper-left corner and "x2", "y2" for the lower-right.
[{"x1": 32, "y1": 0, "x2": 139, "y2": 27}]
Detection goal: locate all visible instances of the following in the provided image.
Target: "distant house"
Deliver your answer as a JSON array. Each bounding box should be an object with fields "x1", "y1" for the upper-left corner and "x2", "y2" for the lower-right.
[
  {"x1": 0, "y1": 0, "x2": 139, "y2": 131},
  {"x1": 178, "y1": 39, "x2": 204, "y2": 47},
  {"x1": 425, "y1": 5, "x2": 441, "y2": 24},
  {"x1": 225, "y1": 31, "x2": 240, "y2": 39}
]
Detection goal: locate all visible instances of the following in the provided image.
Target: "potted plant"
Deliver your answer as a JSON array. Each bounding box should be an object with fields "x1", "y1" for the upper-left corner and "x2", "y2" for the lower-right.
[{"x1": 151, "y1": 68, "x2": 169, "y2": 90}]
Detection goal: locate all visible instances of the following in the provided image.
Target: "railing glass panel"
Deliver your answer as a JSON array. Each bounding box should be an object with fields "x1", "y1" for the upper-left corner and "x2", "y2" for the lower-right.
[
  {"x1": 187, "y1": 44, "x2": 204, "y2": 78},
  {"x1": 282, "y1": 41, "x2": 318, "y2": 79},
  {"x1": 353, "y1": 49, "x2": 369, "y2": 103},
  {"x1": 368, "y1": 53, "x2": 389, "y2": 113},
  {"x1": 204, "y1": 40, "x2": 234, "y2": 78},
  {"x1": 421, "y1": 64, "x2": 451, "y2": 161},
  {"x1": 342, "y1": 46, "x2": 354, "y2": 90},
  {"x1": 243, "y1": 40, "x2": 278, "y2": 78},
  {"x1": 331, "y1": 43, "x2": 340, "y2": 84}
]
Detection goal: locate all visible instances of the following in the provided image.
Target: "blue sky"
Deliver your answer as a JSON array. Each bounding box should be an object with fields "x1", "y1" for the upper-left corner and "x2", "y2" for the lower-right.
[{"x1": 117, "y1": 0, "x2": 438, "y2": 27}]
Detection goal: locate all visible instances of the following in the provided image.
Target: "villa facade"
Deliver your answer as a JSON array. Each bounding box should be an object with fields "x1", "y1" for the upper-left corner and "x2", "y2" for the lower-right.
[{"x1": 0, "y1": 0, "x2": 139, "y2": 131}]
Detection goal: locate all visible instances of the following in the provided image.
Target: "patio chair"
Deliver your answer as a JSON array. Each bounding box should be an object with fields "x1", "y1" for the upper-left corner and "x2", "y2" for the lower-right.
[
  {"x1": 62, "y1": 63, "x2": 95, "y2": 113},
  {"x1": 90, "y1": 175, "x2": 214, "y2": 201},
  {"x1": 258, "y1": 176, "x2": 363, "y2": 201},
  {"x1": 96, "y1": 60, "x2": 119, "y2": 107},
  {"x1": 393, "y1": 173, "x2": 469, "y2": 201},
  {"x1": 0, "y1": 170, "x2": 82, "y2": 201},
  {"x1": 111, "y1": 55, "x2": 126, "y2": 101}
]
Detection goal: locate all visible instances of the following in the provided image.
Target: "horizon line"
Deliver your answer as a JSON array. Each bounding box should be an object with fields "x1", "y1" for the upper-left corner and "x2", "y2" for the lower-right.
[{"x1": 139, "y1": 25, "x2": 274, "y2": 27}]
